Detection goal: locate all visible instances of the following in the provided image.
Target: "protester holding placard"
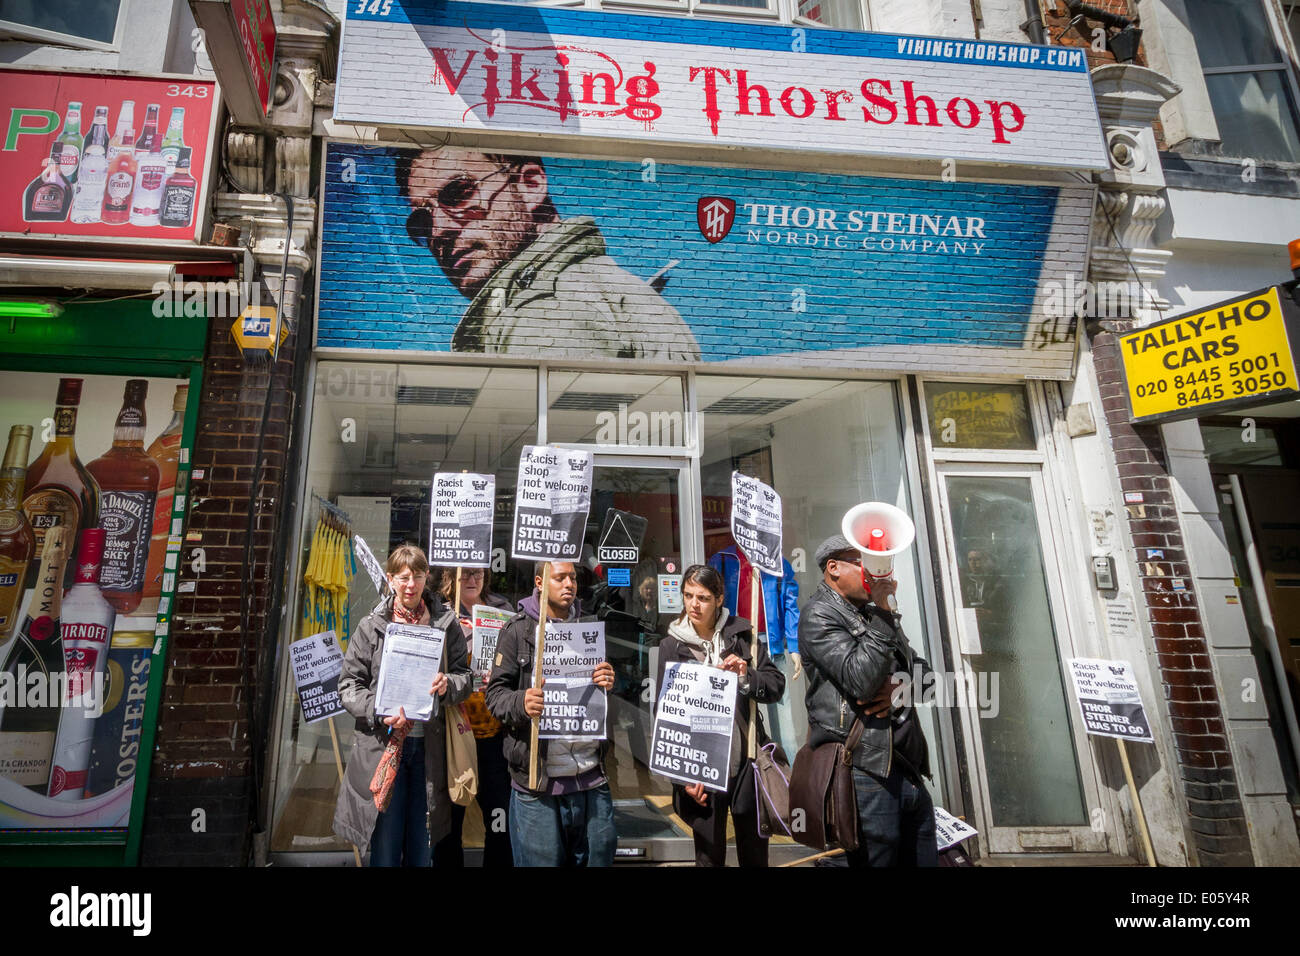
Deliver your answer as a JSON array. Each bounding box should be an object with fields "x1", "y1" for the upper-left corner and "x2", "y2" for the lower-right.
[
  {"x1": 332, "y1": 545, "x2": 473, "y2": 866},
  {"x1": 432, "y1": 566, "x2": 515, "y2": 868},
  {"x1": 485, "y1": 561, "x2": 618, "y2": 866},
  {"x1": 656, "y1": 564, "x2": 785, "y2": 867}
]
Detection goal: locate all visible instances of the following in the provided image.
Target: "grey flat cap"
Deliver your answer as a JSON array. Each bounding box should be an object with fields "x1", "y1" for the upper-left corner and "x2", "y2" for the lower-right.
[{"x1": 815, "y1": 534, "x2": 856, "y2": 570}]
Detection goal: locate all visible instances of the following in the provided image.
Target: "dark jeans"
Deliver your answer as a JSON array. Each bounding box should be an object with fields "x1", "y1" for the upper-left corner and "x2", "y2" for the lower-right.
[
  {"x1": 843, "y1": 764, "x2": 938, "y2": 867},
  {"x1": 433, "y1": 733, "x2": 514, "y2": 868},
  {"x1": 368, "y1": 735, "x2": 430, "y2": 867},
  {"x1": 508, "y1": 782, "x2": 616, "y2": 867},
  {"x1": 681, "y1": 775, "x2": 769, "y2": 867}
]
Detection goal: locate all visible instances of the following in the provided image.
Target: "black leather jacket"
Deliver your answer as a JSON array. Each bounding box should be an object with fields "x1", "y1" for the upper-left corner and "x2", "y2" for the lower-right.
[{"x1": 799, "y1": 581, "x2": 931, "y2": 779}]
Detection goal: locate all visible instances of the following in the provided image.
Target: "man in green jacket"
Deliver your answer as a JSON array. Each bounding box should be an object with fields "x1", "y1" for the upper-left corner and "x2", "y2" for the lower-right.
[{"x1": 398, "y1": 147, "x2": 700, "y2": 361}]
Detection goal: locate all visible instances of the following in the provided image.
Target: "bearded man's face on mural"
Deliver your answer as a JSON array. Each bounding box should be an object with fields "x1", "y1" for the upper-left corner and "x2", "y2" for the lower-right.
[{"x1": 402, "y1": 148, "x2": 555, "y2": 298}]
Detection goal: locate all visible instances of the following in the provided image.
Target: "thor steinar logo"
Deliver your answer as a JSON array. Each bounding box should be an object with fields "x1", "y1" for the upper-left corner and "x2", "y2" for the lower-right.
[
  {"x1": 429, "y1": 39, "x2": 663, "y2": 125},
  {"x1": 697, "y1": 197, "x2": 736, "y2": 243},
  {"x1": 50, "y1": 886, "x2": 151, "y2": 936}
]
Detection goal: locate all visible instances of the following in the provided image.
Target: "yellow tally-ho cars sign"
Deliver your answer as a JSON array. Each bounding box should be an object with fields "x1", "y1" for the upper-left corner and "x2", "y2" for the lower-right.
[{"x1": 1119, "y1": 286, "x2": 1299, "y2": 424}]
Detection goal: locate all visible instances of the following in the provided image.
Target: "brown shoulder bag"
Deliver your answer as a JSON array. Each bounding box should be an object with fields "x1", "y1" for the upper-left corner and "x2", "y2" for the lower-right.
[{"x1": 788, "y1": 719, "x2": 864, "y2": 852}]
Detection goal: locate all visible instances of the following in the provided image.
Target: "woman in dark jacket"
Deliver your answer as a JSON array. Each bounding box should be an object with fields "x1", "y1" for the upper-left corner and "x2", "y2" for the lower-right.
[
  {"x1": 656, "y1": 563, "x2": 785, "y2": 867},
  {"x1": 332, "y1": 544, "x2": 472, "y2": 866},
  {"x1": 432, "y1": 565, "x2": 516, "y2": 868}
]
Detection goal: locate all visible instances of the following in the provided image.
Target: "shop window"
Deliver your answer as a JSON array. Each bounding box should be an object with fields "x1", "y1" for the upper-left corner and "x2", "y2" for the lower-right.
[
  {"x1": 1200, "y1": 421, "x2": 1285, "y2": 467},
  {"x1": 697, "y1": 375, "x2": 939, "y2": 783},
  {"x1": 1184, "y1": 0, "x2": 1300, "y2": 162},
  {"x1": 545, "y1": 370, "x2": 687, "y2": 448},
  {"x1": 271, "y1": 361, "x2": 539, "y2": 856},
  {"x1": 794, "y1": 0, "x2": 864, "y2": 29},
  {"x1": 0, "y1": 0, "x2": 122, "y2": 45},
  {"x1": 923, "y1": 382, "x2": 1036, "y2": 451}
]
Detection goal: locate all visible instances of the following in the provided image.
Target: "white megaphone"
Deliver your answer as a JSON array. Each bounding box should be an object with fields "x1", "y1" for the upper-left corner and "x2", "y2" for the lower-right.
[{"x1": 841, "y1": 502, "x2": 915, "y2": 611}]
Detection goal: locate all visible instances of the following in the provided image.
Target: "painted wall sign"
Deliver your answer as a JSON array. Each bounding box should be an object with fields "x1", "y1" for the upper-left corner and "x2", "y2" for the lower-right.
[
  {"x1": 335, "y1": 0, "x2": 1107, "y2": 170},
  {"x1": 318, "y1": 143, "x2": 1091, "y2": 378},
  {"x1": 0, "y1": 69, "x2": 217, "y2": 244},
  {"x1": 1119, "y1": 286, "x2": 1300, "y2": 424}
]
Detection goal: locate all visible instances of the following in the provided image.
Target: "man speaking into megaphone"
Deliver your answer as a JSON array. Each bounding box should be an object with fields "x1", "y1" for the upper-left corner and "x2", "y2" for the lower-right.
[{"x1": 796, "y1": 508, "x2": 938, "y2": 868}]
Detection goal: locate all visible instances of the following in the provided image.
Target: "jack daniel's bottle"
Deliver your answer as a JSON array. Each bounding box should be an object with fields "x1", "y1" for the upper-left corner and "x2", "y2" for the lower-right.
[{"x1": 87, "y1": 381, "x2": 159, "y2": 614}]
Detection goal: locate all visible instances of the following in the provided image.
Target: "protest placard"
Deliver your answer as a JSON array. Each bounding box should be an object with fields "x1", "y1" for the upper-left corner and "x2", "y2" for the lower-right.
[
  {"x1": 730, "y1": 472, "x2": 784, "y2": 576},
  {"x1": 429, "y1": 472, "x2": 495, "y2": 567},
  {"x1": 289, "y1": 630, "x2": 346, "y2": 724},
  {"x1": 933, "y1": 806, "x2": 979, "y2": 851},
  {"x1": 1067, "y1": 657, "x2": 1153, "y2": 742},
  {"x1": 353, "y1": 534, "x2": 388, "y2": 594},
  {"x1": 649, "y1": 661, "x2": 736, "y2": 791},
  {"x1": 537, "y1": 621, "x2": 606, "y2": 740},
  {"x1": 470, "y1": 604, "x2": 512, "y2": 682},
  {"x1": 374, "y1": 623, "x2": 446, "y2": 720},
  {"x1": 511, "y1": 446, "x2": 593, "y2": 561}
]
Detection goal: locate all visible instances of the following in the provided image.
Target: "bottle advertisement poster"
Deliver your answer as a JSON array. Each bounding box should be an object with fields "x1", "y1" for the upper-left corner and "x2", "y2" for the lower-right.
[
  {"x1": 0, "y1": 370, "x2": 190, "y2": 832},
  {"x1": 0, "y1": 69, "x2": 218, "y2": 243}
]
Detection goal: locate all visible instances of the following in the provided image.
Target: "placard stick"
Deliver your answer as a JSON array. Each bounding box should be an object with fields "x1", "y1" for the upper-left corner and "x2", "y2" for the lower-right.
[
  {"x1": 748, "y1": 564, "x2": 760, "y2": 761},
  {"x1": 1117, "y1": 738, "x2": 1157, "y2": 866},
  {"x1": 326, "y1": 716, "x2": 362, "y2": 867},
  {"x1": 778, "y1": 847, "x2": 845, "y2": 867},
  {"x1": 528, "y1": 561, "x2": 551, "y2": 790}
]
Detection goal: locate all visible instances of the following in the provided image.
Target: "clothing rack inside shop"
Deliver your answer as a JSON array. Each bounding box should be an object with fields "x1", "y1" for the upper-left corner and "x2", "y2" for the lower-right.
[{"x1": 311, "y1": 493, "x2": 351, "y2": 532}]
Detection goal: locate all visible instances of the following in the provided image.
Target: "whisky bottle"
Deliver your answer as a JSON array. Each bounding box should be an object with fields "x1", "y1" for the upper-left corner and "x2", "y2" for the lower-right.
[
  {"x1": 23, "y1": 378, "x2": 101, "y2": 584},
  {"x1": 0, "y1": 525, "x2": 70, "y2": 794},
  {"x1": 158, "y1": 148, "x2": 197, "y2": 230},
  {"x1": 87, "y1": 380, "x2": 159, "y2": 614},
  {"x1": 100, "y1": 103, "x2": 137, "y2": 225},
  {"x1": 49, "y1": 528, "x2": 116, "y2": 801},
  {"x1": 138, "y1": 384, "x2": 186, "y2": 616},
  {"x1": 0, "y1": 426, "x2": 36, "y2": 641}
]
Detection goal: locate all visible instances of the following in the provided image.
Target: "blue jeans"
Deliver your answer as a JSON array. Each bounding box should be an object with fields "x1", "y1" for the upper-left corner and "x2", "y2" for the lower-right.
[
  {"x1": 509, "y1": 783, "x2": 616, "y2": 867},
  {"x1": 369, "y1": 735, "x2": 431, "y2": 867},
  {"x1": 844, "y1": 765, "x2": 938, "y2": 867}
]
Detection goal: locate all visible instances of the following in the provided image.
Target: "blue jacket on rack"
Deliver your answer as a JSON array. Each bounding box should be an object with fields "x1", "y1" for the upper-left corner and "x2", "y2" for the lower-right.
[{"x1": 708, "y1": 546, "x2": 800, "y2": 656}]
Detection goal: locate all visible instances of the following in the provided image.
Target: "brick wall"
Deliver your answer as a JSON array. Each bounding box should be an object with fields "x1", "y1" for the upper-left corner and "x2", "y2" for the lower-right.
[
  {"x1": 1091, "y1": 327, "x2": 1255, "y2": 866},
  {"x1": 139, "y1": 294, "x2": 301, "y2": 866}
]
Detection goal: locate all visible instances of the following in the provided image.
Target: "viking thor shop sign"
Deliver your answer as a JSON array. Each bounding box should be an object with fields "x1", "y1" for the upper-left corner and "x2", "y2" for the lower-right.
[{"x1": 335, "y1": 0, "x2": 1107, "y2": 171}]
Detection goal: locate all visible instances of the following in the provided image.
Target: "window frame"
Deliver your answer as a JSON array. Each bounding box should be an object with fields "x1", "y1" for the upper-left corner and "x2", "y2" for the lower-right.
[
  {"x1": 1188, "y1": 0, "x2": 1300, "y2": 161},
  {"x1": 0, "y1": 0, "x2": 128, "y2": 52}
]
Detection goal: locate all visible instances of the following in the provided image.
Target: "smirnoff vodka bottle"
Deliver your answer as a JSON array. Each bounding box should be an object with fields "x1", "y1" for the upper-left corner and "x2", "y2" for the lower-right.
[{"x1": 48, "y1": 529, "x2": 116, "y2": 800}]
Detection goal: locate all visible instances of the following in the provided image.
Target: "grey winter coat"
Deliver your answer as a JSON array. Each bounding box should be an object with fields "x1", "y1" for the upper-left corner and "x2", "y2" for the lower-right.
[{"x1": 331, "y1": 590, "x2": 472, "y2": 856}]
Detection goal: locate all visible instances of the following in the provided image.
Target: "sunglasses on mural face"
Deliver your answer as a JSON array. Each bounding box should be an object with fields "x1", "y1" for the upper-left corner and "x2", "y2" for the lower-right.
[{"x1": 405, "y1": 165, "x2": 518, "y2": 243}]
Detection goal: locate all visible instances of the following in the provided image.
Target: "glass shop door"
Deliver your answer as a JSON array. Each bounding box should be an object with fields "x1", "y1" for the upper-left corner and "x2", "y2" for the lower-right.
[{"x1": 580, "y1": 455, "x2": 698, "y2": 861}]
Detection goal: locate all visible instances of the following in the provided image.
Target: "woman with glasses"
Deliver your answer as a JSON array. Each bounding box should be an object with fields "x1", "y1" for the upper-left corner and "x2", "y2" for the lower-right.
[
  {"x1": 656, "y1": 564, "x2": 785, "y2": 866},
  {"x1": 333, "y1": 545, "x2": 472, "y2": 866},
  {"x1": 432, "y1": 564, "x2": 516, "y2": 867}
]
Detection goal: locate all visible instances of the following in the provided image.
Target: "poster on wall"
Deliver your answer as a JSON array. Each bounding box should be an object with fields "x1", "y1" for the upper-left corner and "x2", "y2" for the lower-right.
[
  {"x1": 0, "y1": 69, "x2": 218, "y2": 243},
  {"x1": 319, "y1": 141, "x2": 1092, "y2": 378},
  {"x1": 0, "y1": 371, "x2": 190, "y2": 831},
  {"x1": 649, "y1": 661, "x2": 736, "y2": 791}
]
